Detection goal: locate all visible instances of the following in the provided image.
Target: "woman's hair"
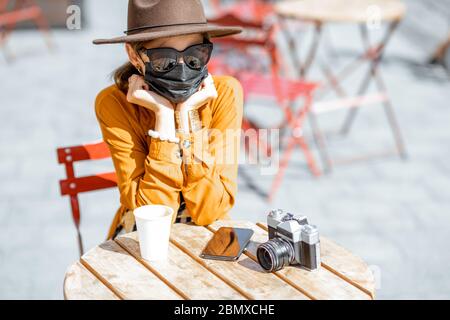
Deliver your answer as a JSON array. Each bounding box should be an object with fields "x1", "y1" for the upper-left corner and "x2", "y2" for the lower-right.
[
  {"x1": 112, "y1": 42, "x2": 144, "y2": 94},
  {"x1": 112, "y1": 33, "x2": 211, "y2": 94}
]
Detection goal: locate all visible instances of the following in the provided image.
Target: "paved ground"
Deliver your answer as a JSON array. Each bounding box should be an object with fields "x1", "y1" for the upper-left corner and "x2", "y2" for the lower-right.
[{"x1": 0, "y1": 0, "x2": 449, "y2": 299}]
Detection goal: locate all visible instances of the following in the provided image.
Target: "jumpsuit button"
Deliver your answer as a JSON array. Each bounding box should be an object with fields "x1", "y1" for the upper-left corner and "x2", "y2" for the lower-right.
[{"x1": 182, "y1": 140, "x2": 191, "y2": 149}]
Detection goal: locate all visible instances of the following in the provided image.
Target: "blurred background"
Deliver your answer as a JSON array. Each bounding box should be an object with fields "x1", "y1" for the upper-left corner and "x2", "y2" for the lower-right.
[{"x1": 0, "y1": 0, "x2": 449, "y2": 299}]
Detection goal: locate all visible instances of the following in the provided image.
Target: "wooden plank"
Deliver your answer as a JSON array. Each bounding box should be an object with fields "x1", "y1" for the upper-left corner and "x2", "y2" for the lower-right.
[
  {"x1": 320, "y1": 237, "x2": 376, "y2": 298},
  {"x1": 170, "y1": 223, "x2": 309, "y2": 300},
  {"x1": 255, "y1": 221, "x2": 376, "y2": 298},
  {"x1": 275, "y1": 0, "x2": 405, "y2": 23},
  {"x1": 115, "y1": 233, "x2": 246, "y2": 300},
  {"x1": 80, "y1": 240, "x2": 181, "y2": 300},
  {"x1": 209, "y1": 221, "x2": 373, "y2": 300},
  {"x1": 312, "y1": 93, "x2": 388, "y2": 114},
  {"x1": 63, "y1": 261, "x2": 119, "y2": 300}
]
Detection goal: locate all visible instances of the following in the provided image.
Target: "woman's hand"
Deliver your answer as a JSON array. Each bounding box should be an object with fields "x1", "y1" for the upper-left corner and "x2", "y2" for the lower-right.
[
  {"x1": 127, "y1": 74, "x2": 178, "y2": 142},
  {"x1": 176, "y1": 74, "x2": 218, "y2": 134},
  {"x1": 127, "y1": 74, "x2": 174, "y2": 113}
]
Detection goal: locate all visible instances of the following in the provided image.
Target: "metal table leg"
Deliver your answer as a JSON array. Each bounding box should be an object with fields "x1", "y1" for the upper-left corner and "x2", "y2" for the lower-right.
[{"x1": 278, "y1": 17, "x2": 407, "y2": 170}]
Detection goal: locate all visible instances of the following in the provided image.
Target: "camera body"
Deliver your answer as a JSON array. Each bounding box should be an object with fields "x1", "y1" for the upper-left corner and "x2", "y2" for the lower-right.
[{"x1": 257, "y1": 209, "x2": 321, "y2": 272}]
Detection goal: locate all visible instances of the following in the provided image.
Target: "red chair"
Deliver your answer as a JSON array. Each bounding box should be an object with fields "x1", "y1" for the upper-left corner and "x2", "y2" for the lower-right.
[
  {"x1": 225, "y1": 0, "x2": 274, "y2": 21},
  {"x1": 57, "y1": 141, "x2": 117, "y2": 257},
  {"x1": 0, "y1": 0, "x2": 52, "y2": 58},
  {"x1": 209, "y1": 0, "x2": 222, "y2": 13},
  {"x1": 208, "y1": 10, "x2": 321, "y2": 202}
]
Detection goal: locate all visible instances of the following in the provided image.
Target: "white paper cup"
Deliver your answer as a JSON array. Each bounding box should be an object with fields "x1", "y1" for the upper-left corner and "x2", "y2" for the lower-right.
[{"x1": 133, "y1": 205, "x2": 174, "y2": 262}]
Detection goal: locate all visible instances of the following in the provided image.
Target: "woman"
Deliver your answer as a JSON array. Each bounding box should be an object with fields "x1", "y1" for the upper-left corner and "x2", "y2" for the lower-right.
[{"x1": 93, "y1": 0, "x2": 244, "y2": 239}]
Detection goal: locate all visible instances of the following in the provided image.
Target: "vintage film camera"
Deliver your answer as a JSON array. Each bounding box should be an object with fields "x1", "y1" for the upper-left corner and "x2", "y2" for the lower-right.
[{"x1": 257, "y1": 209, "x2": 321, "y2": 272}]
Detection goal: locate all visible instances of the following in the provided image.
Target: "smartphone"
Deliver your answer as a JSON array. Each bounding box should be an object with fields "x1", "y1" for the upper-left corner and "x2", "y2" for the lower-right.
[{"x1": 200, "y1": 227, "x2": 254, "y2": 261}]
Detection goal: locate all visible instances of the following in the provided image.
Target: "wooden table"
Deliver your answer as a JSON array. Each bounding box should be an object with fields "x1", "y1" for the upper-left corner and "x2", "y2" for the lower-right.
[
  {"x1": 275, "y1": 0, "x2": 405, "y2": 24},
  {"x1": 64, "y1": 220, "x2": 376, "y2": 300},
  {"x1": 275, "y1": 0, "x2": 407, "y2": 173}
]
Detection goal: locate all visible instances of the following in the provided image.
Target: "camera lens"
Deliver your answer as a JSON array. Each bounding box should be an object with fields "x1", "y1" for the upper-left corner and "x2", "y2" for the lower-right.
[{"x1": 257, "y1": 238, "x2": 295, "y2": 272}]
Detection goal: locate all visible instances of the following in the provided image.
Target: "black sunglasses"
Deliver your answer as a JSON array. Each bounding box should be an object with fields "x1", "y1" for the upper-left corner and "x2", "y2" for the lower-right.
[{"x1": 141, "y1": 39, "x2": 213, "y2": 73}]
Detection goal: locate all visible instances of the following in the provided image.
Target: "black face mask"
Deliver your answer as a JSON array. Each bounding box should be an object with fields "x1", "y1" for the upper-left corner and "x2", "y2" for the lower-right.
[{"x1": 141, "y1": 62, "x2": 209, "y2": 104}]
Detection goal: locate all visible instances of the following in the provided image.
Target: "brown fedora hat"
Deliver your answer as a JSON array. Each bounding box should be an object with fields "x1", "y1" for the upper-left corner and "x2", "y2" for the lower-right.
[{"x1": 93, "y1": 0, "x2": 242, "y2": 45}]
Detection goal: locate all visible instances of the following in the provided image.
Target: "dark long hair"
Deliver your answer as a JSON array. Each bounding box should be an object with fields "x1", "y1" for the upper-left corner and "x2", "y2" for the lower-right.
[{"x1": 112, "y1": 42, "x2": 144, "y2": 94}]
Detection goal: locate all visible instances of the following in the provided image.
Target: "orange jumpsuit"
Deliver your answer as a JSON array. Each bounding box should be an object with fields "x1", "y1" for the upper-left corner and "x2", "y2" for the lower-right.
[{"x1": 95, "y1": 75, "x2": 243, "y2": 239}]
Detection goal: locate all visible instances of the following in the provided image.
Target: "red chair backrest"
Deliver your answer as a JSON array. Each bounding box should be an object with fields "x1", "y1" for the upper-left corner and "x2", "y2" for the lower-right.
[
  {"x1": 209, "y1": 11, "x2": 275, "y2": 48},
  {"x1": 209, "y1": 0, "x2": 222, "y2": 12},
  {"x1": 208, "y1": 11, "x2": 281, "y2": 77},
  {"x1": 57, "y1": 141, "x2": 117, "y2": 196},
  {"x1": 0, "y1": 0, "x2": 43, "y2": 25},
  {"x1": 57, "y1": 141, "x2": 117, "y2": 256}
]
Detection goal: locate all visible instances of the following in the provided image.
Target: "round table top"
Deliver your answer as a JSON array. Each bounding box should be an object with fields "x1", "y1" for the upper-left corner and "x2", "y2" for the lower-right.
[
  {"x1": 275, "y1": 0, "x2": 406, "y2": 23},
  {"x1": 64, "y1": 220, "x2": 376, "y2": 300}
]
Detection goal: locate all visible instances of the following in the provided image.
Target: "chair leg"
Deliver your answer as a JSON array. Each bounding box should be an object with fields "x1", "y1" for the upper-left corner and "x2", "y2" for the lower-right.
[
  {"x1": 381, "y1": 99, "x2": 408, "y2": 159},
  {"x1": 0, "y1": 12, "x2": 15, "y2": 61},
  {"x1": 340, "y1": 21, "x2": 399, "y2": 135},
  {"x1": 297, "y1": 136, "x2": 321, "y2": 177},
  {"x1": 268, "y1": 96, "x2": 321, "y2": 202},
  {"x1": 374, "y1": 71, "x2": 408, "y2": 159},
  {"x1": 278, "y1": 18, "x2": 323, "y2": 79},
  {"x1": 76, "y1": 227, "x2": 84, "y2": 257},
  {"x1": 0, "y1": 29, "x2": 11, "y2": 61},
  {"x1": 257, "y1": 128, "x2": 272, "y2": 159},
  {"x1": 268, "y1": 132, "x2": 297, "y2": 203},
  {"x1": 70, "y1": 195, "x2": 84, "y2": 257},
  {"x1": 242, "y1": 118, "x2": 258, "y2": 164},
  {"x1": 298, "y1": 94, "x2": 321, "y2": 176},
  {"x1": 339, "y1": 59, "x2": 376, "y2": 135},
  {"x1": 308, "y1": 111, "x2": 333, "y2": 173},
  {"x1": 29, "y1": 0, "x2": 53, "y2": 50}
]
